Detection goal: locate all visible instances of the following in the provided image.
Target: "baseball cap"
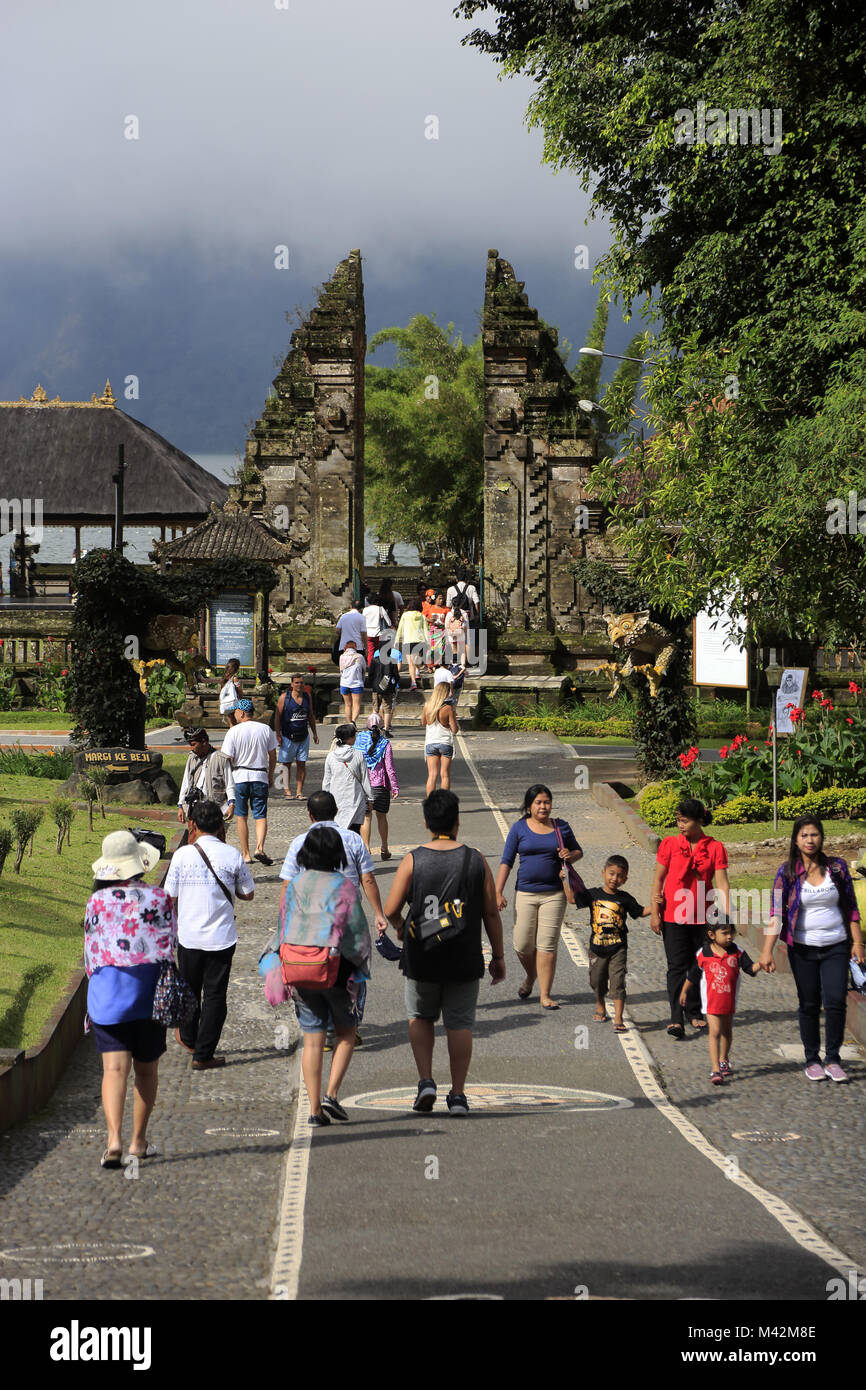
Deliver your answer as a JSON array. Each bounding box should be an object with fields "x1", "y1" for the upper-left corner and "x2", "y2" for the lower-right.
[{"x1": 433, "y1": 667, "x2": 453, "y2": 686}]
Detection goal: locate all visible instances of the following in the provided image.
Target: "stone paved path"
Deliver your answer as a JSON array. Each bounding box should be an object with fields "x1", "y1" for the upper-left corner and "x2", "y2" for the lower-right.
[{"x1": 0, "y1": 730, "x2": 863, "y2": 1300}]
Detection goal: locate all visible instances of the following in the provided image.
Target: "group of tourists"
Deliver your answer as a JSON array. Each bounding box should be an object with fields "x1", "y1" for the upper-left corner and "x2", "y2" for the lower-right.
[{"x1": 83, "y1": 701, "x2": 864, "y2": 1162}]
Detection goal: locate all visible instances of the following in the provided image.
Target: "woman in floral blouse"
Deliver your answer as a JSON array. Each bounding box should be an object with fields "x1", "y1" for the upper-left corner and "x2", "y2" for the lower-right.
[{"x1": 84, "y1": 830, "x2": 177, "y2": 1169}]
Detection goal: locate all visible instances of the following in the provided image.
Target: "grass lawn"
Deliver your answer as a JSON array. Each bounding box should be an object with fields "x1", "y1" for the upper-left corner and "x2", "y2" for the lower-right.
[
  {"x1": 0, "y1": 794, "x2": 118, "y2": 1050},
  {"x1": 0, "y1": 711, "x2": 74, "y2": 730}
]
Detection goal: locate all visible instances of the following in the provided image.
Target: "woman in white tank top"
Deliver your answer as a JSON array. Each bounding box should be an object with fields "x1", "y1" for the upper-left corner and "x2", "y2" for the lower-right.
[{"x1": 422, "y1": 675, "x2": 458, "y2": 795}]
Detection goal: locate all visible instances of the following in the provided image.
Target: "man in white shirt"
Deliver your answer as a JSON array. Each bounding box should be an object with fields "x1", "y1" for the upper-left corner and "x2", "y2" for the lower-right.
[
  {"x1": 221, "y1": 699, "x2": 279, "y2": 866},
  {"x1": 446, "y1": 578, "x2": 480, "y2": 616},
  {"x1": 164, "y1": 800, "x2": 255, "y2": 1069},
  {"x1": 336, "y1": 601, "x2": 366, "y2": 653}
]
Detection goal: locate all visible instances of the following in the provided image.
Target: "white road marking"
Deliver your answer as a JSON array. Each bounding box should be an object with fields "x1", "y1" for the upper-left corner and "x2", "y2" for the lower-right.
[
  {"x1": 269, "y1": 1058, "x2": 311, "y2": 1300},
  {"x1": 459, "y1": 735, "x2": 864, "y2": 1283}
]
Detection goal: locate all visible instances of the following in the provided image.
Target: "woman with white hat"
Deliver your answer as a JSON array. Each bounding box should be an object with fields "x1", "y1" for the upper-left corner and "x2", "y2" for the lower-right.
[
  {"x1": 421, "y1": 669, "x2": 459, "y2": 795},
  {"x1": 84, "y1": 830, "x2": 177, "y2": 1169}
]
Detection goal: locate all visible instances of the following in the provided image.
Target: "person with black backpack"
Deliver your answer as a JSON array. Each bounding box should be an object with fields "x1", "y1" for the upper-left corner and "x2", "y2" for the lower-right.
[{"x1": 384, "y1": 790, "x2": 505, "y2": 1116}]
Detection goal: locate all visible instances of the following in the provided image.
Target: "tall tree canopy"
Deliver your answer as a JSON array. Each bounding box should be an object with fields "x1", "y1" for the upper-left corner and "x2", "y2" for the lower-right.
[
  {"x1": 365, "y1": 315, "x2": 483, "y2": 563},
  {"x1": 457, "y1": 0, "x2": 866, "y2": 648}
]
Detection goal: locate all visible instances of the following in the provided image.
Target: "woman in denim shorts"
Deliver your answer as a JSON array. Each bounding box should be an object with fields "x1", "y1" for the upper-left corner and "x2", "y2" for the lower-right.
[{"x1": 422, "y1": 670, "x2": 458, "y2": 795}]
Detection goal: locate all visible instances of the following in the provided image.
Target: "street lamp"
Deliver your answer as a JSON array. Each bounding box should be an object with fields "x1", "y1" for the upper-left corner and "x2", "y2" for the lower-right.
[{"x1": 578, "y1": 347, "x2": 647, "y2": 364}]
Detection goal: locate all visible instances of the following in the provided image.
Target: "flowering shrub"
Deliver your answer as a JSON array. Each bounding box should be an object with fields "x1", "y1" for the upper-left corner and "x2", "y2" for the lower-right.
[
  {"x1": 677, "y1": 688, "x2": 866, "y2": 803},
  {"x1": 32, "y1": 640, "x2": 72, "y2": 712},
  {"x1": 0, "y1": 660, "x2": 19, "y2": 711}
]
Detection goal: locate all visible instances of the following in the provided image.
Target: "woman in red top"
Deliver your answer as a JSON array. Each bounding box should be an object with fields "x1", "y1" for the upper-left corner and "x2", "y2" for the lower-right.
[{"x1": 650, "y1": 798, "x2": 730, "y2": 1038}]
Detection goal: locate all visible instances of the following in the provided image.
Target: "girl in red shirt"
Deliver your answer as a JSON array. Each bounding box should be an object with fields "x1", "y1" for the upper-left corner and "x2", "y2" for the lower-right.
[
  {"x1": 650, "y1": 798, "x2": 730, "y2": 1039},
  {"x1": 681, "y1": 921, "x2": 766, "y2": 1084}
]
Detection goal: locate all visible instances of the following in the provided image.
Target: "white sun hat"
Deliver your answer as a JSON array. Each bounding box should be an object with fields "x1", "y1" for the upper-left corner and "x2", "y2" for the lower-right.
[
  {"x1": 433, "y1": 667, "x2": 453, "y2": 686},
  {"x1": 92, "y1": 829, "x2": 161, "y2": 881}
]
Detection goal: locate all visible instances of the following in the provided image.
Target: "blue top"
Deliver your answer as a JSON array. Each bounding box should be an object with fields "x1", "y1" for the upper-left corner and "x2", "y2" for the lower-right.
[{"x1": 501, "y1": 818, "x2": 580, "y2": 895}]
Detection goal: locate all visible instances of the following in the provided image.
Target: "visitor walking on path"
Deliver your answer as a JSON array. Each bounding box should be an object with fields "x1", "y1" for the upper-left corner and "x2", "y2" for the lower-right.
[
  {"x1": 650, "y1": 798, "x2": 730, "y2": 1039},
  {"x1": 176, "y1": 727, "x2": 235, "y2": 827},
  {"x1": 273, "y1": 672, "x2": 319, "y2": 799},
  {"x1": 384, "y1": 789, "x2": 505, "y2": 1116},
  {"x1": 444, "y1": 600, "x2": 469, "y2": 666},
  {"x1": 395, "y1": 599, "x2": 429, "y2": 689},
  {"x1": 495, "y1": 784, "x2": 582, "y2": 1010},
  {"x1": 280, "y1": 790, "x2": 389, "y2": 936},
  {"x1": 323, "y1": 723, "x2": 373, "y2": 833},
  {"x1": 760, "y1": 815, "x2": 864, "y2": 1082},
  {"x1": 570, "y1": 854, "x2": 650, "y2": 1031},
  {"x1": 164, "y1": 800, "x2": 255, "y2": 1070},
  {"x1": 84, "y1": 830, "x2": 176, "y2": 1168},
  {"x1": 269, "y1": 826, "x2": 372, "y2": 1126},
  {"x1": 377, "y1": 577, "x2": 404, "y2": 627},
  {"x1": 369, "y1": 644, "x2": 401, "y2": 733},
  {"x1": 355, "y1": 713, "x2": 399, "y2": 859},
  {"x1": 219, "y1": 659, "x2": 244, "y2": 730},
  {"x1": 363, "y1": 592, "x2": 392, "y2": 665},
  {"x1": 682, "y1": 920, "x2": 767, "y2": 1086},
  {"x1": 421, "y1": 671, "x2": 458, "y2": 795},
  {"x1": 338, "y1": 639, "x2": 367, "y2": 723},
  {"x1": 335, "y1": 599, "x2": 366, "y2": 654},
  {"x1": 221, "y1": 699, "x2": 279, "y2": 866}
]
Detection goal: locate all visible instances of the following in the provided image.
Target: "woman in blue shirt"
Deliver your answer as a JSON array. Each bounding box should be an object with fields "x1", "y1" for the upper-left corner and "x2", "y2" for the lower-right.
[{"x1": 494, "y1": 784, "x2": 582, "y2": 1009}]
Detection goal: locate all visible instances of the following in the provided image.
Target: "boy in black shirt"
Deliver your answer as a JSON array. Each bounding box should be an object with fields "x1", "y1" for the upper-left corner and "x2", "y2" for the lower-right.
[{"x1": 571, "y1": 855, "x2": 650, "y2": 1031}]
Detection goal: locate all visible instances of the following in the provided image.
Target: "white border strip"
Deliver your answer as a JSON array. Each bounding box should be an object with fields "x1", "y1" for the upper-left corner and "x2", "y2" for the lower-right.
[
  {"x1": 461, "y1": 733, "x2": 863, "y2": 1282},
  {"x1": 269, "y1": 1055, "x2": 311, "y2": 1300}
]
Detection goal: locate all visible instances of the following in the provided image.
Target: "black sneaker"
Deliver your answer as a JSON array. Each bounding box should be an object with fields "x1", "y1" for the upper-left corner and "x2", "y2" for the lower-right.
[
  {"x1": 321, "y1": 1094, "x2": 349, "y2": 1122},
  {"x1": 413, "y1": 1078, "x2": 437, "y2": 1112},
  {"x1": 446, "y1": 1091, "x2": 469, "y2": 1116},
  {"x1": 308, "y1": 1112, "x2": 331, "y2": 1127}
]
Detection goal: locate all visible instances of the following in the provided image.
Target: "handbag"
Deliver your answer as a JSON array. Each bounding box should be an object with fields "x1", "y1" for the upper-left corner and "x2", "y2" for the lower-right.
[
  {"x1": 279, "y1": 941, "x2": 340, "y2": 990},
  {"x1": 554, "y1": 821, "x2": 586, "y2": 901},
  {"x1": 152, "y1": 959, "x2": 197, "y2": 1026},
  {"x1": 407, "y1": 847, "x2": 471, "y2": 951}
]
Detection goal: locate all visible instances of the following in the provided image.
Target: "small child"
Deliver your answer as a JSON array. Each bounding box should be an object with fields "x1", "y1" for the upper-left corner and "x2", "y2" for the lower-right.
[
  {"x1": 680, "y1": 921, "x2": 765, "y2": 1085},
  {"x1": 571, "y1": 855, "x2": 651, "y2": 1032}
]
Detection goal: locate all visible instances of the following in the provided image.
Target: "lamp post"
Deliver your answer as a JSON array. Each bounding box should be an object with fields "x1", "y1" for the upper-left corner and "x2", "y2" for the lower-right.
[
  {"x1": 112, "y1": 443, "x2": 126, "y2": 553},
  {"x1": 764, "y1": 658, "x2": 783, "y2": 831}
]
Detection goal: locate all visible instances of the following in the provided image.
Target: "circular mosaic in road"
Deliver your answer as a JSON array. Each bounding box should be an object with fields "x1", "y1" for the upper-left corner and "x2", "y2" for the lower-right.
[
  {"x1": 731, "y1": 1130, "x2": 801, "y2": 1143},
  {"x1": 344, "y1": 1083, "x2": 633, "y2": 1114},
  {"x1": 0, "y1": 1242, "x2": 154, "y2": 1265},
  {"x1": 205, "y1": 1126, "x2": 281, "y2": 1139}
]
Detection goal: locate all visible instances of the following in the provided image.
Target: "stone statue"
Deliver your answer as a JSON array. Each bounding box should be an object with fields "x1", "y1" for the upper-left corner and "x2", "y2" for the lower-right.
[{"x1": 593, "y1": 611, "x2": 679, "y2": 700}]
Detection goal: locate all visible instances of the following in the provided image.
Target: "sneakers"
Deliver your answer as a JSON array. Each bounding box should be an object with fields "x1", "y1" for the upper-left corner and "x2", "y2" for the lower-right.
[
  {"x1": 719, "y1": 1059, "x2": 733, "y2": 1077},
  {"x1": 446, "y1": 1091, "x2": 470, "y2": 1114},
  {"x1": 308, "y1": 1112, "x2": 331, "y2": 1127},
  {"x1": 709, "y1": 1071, "x2": 724, "y2": 1086},
  {"x1": 324, "y1": 1033, "x2": 335, "y2": 1053},
  {"x1": 321, "y1": 1094, "x2": 349, "y2": 1122},
  {"x1": 805, "y1": 1062, "x2": 826, "y2": 1081},
  {"x1": 824, "y1": 1062, "x2": 849, "y2": 1083},
  {"x1": 413, "y1": 1078, "x2": 437, "y2": 1112}
]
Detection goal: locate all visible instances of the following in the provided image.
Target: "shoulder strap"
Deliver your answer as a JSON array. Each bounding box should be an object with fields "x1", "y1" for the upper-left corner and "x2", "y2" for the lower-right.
[{"x1": 192, "y1": 842, "x2": 234, "y2": 904}]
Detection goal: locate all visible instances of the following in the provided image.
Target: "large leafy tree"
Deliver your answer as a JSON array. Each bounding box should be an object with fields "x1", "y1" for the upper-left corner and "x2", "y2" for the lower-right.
[
  {"x1": 365, "y1": 315, "x2": 483, "y2": 564},
  {"x1": 456, "y1": 0, "x2": 866, "y2": 649}
]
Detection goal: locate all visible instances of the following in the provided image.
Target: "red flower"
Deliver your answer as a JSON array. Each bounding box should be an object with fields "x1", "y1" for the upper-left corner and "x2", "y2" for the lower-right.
[
  {"x1": 820, "y1": 699, "x2": 835, "y2": 712},
  {"x1": 789, "y1": 707, "x2": 804, "y2": 724},
  {"x1": 847, "y1": 717, "x2": 854, "y2": 725},
  {"x1": 61, "y1": 668, "x2": 68, "y2": 676},
  {"x1": 719, "y1": 745, "x2": 729, "y2": 759},
  {"x1": 849, "y1": 681, "x2": 861, "y2": 695},
  {"x1": 811, "y1": 690, "x2": 823, "y2": 700},
  {"x1": 765, "y1": 739, "x2": 772, "y2": 746}
]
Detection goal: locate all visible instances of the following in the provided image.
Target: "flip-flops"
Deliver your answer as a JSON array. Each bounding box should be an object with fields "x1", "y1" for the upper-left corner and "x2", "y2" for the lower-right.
[
  {"x1": 593, "y1": 1013, "x2": 608, "y2": 1023},
  {"x1": 100, "y1": 1149, "x2": 123, "y2": 1169},
  {"x1": 123, "y1": 1144, "x2": 159, "y2": 1164},
  {"x1": 613, "y1": 1024, "x2": 628, "y2": 1033}
]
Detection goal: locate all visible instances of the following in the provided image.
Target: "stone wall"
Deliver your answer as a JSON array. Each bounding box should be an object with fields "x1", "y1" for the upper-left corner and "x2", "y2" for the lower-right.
[
  {"x1": 482, "y1": 250, "x2": 622, "y2": 636},
  {"x1": 233, "y1": 250, "x2": 366, "y2": 626}
]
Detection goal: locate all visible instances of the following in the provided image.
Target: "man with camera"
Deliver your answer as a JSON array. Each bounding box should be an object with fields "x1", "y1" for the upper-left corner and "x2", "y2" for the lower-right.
[{"x1": 177, "y1": 728, "x2": 235, "y2": 840}]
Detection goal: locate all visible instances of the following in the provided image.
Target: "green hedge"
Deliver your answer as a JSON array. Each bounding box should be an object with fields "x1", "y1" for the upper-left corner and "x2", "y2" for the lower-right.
[
  {"x1": 640, "y1": 784, "x2": 866, "y2": 830},
  {"x1": 491, "y1": 715, "x2": 633, "y2": 736}
]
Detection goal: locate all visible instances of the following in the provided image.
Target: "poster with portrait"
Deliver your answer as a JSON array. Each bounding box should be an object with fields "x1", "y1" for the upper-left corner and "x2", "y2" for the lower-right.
[{"x1": 775, "y1": 668, "x2": 808, "y2": 735}]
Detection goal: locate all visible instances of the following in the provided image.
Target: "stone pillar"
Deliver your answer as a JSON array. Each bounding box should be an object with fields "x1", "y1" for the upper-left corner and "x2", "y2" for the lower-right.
[
  {"x1": 235, "y1": 250, "x2": 366, "y2": 627},
  {"x1": 482, "y1": 251, "x2": 609, "y2": 635}
]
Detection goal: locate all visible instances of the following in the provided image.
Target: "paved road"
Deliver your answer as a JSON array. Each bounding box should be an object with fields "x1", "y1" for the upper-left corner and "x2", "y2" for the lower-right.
[{"x1": 0, "y1": 730, "x2": 861, "y2": 1302}]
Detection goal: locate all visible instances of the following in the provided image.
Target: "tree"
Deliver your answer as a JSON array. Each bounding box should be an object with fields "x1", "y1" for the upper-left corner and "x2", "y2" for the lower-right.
[
  {"x1": 365, "y1": 315, "x2": 483, "y2": 564},
  {"x1": 0, "y1": 827, "x2": 11, "y2": 879},
  {"x1": 79, "y1": 776, "x2": 98, "y2": 832},
  {"x1": 50, "y1": 798, "x2": 75, "y2": 855},
  {"x1": 11, "y1": 808, "x2": 42, "y2": 874},
  {"x1": 456, "y1": 1, "x2": 866, "y2": 645}
]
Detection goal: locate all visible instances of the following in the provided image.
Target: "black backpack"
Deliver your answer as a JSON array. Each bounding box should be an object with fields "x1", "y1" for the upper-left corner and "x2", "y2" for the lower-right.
[{"x1": 453, "y1": 582, "x2": 476, "y2": 618}]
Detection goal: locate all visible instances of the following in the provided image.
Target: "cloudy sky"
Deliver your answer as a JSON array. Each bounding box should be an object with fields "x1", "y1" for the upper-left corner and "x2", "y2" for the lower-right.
[{"x1": 2, "y1": 0, "x2": 635, "y2": 458}]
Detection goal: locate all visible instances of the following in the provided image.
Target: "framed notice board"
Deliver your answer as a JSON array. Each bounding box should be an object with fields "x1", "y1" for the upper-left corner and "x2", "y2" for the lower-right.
[{"x1": 207, "y1": 592, "x2": 256, "y2": 668}]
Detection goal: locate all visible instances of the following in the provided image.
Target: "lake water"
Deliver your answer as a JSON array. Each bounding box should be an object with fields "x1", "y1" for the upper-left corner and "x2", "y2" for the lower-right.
[{"x1": 0, "y1": 453, "x2": 418, "y2": 582}]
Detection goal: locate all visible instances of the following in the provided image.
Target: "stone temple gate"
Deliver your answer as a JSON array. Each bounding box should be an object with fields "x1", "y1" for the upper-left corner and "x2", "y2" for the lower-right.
[{"x1": 233, "y1": 247, "x2": 620, "y2": 647}]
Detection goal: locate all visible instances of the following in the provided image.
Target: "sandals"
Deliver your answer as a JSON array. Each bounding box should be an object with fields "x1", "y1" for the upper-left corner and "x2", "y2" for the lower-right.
[
  {"x1": 100, "y1": 1149, "x2": 123, "y2": 1169},
  {"x1": 541, "y1": 1001, "x2": 560, "y2": 1011},
  {"x1": 710, "y1": 1071, "x2": 724, "y2": 1086},
  {"x1": 666, "y1": 1023, "x2": 685, "y2": 1040},
  {"x1": 123, "y1": 1143, "x2": 159, "y2": 1163},
  {"x1": 517, "y1": 986, "x2": 532, "y2": 1000},
  {"x1": 593, "y1": 1012, "x2": 608, "y2": 1023},
  {"x1": 690, "y1": 1018, "x2": 708, "y2": 1032},
  {"x1": 380, "y1": 849, "x2": 392, "y2": 860},
  {"x1": 613, "y1": 1023, "x2": 628, "y2": 1033}
]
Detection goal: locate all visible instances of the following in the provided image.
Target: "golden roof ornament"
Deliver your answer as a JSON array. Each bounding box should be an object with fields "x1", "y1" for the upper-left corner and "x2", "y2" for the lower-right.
[{"x1": 0, "y1": 380, "x2": 117, "y2": 408}]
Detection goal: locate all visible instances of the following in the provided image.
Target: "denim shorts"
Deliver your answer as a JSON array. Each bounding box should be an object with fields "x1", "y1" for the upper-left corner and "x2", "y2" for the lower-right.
[
  {"x1": 234, "y1": 781, "x2": 269, "y2": 819},
  {"x1": 425, "y1": 744, "x2": 453, "y2": 758},
  {"x1": 294, "y1": 985, "x2": 357, "y2": 1034},
  {"x1": 278, "y1": 734, "x2": 309, "y2": 764},
  {"x1": 404, "y1": 977, "x2": 479, "y2": 1030},
  {"x1": 340, "y1": 685, "x2": 364, "y2": 696}
]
